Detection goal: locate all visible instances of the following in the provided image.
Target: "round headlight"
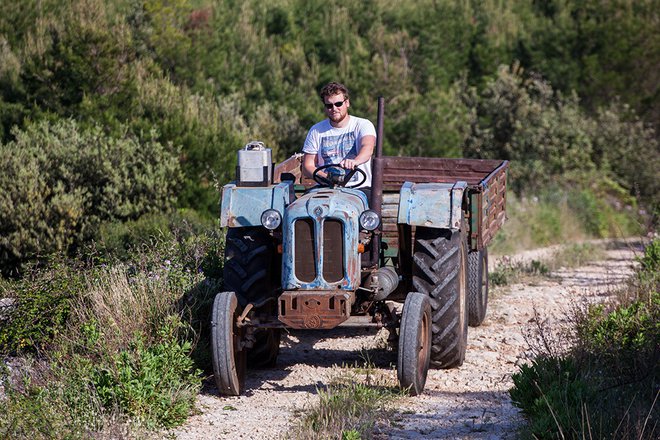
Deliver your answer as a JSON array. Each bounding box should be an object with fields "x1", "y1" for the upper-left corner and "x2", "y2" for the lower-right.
[
  {"x1": 261, "y1": 209, "x2": 282, "y2": 230},
  {"x1": 359, "y1": 210, "x2": 380, "y2": 231}
]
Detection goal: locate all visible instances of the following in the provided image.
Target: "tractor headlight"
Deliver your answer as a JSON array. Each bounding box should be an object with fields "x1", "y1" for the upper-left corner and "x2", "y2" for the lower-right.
[
  {"x1": 359, "y1": 210, "x2": 380, "y2": 231},
  {"x1": 261, "y1": 209, "x2": 282, "y2": 230}
]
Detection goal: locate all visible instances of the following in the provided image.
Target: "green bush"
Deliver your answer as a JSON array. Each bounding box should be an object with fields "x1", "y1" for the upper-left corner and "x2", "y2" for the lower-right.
[
  {"x1": 510, "y1": 239, "x2": 660, "y2": 439},
  {"x1": 93, "y1": 209, "x2": 215, "y2": 262},
  {"x1": 638, "y1": 238, "x2": 660, "y2": 273},
  {"x1": 0, "y1": 376, "x2": 85, "y2": 439},
  {"x1": 90, "y1": 322, "x2": 201, "y2": 429},
  {"x1": 0, "y1": 262, "x2": 85, "y2": 354},
  {"x1": 462, "y1": 65, "x2": 657, "y2": 225},
  {"x1": 578, "y1": 299, "x2": 658, "y2": 357},
  {"x1": 511, "y1": 356, "x2": 594, "y2": 437},
  {"x1": 0, "y1": 119, "x2": 182, "y2": 275},
  {"x1": 1, "y1": 230, "x2": 216, "y2": 435}
]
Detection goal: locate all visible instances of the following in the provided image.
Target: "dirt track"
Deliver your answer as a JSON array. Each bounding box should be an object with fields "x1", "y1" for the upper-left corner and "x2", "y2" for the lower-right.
[{"x1": 170, "y1": 239, "x2": 643, "y2": 439}]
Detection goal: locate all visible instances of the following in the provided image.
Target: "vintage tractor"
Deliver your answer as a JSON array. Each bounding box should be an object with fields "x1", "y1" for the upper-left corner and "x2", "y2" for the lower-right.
[{"x1": 212, "y1": 100, "x2": 508, "y2": 396}]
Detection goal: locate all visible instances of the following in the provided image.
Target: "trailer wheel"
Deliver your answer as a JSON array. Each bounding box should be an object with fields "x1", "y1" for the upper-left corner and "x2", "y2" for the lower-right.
[
  {"x1": 468, "y1": 248, "x2": 489, "y2": 327},
  {"x1": 211, "y1": 291, "x2": 246, "y2": 396},
  {"x1": 224, "y1": 227, "x2": 280, "y2": 367},
  {"x1": 397, "y1": 292, "x2": 432, "y2": 396},
  {"x1": 413, "y1": 225, "x2": 468, "y2": 369}
]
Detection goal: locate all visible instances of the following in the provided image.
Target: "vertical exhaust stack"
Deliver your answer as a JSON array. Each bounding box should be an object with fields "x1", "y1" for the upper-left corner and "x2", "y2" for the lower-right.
[{"x1": 368, "y1": 97, "x2": 385, "y2": 268}]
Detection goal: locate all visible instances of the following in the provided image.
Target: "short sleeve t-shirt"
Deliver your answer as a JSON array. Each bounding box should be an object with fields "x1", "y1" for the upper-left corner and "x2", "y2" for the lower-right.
[{"x1": 302, "y1": 115, "x2": 376, "y2": 188}]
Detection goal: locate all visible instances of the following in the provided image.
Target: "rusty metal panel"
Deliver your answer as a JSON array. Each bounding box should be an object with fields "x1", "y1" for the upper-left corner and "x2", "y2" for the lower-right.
[
  {"x1": 220, "y1": 181, "x2": 295, "y2": 227},
  {"x1": 273, "y1": 153, "x2": 303, "y2": 183},
  {"x1": 322, "y1": 219, "x2": 344, "y2": 282},
  {"x1": 294, "y1": 219, "x2": 315, "y2": 282},
  {"x1": 397, "y1": 182, "x2": 467, "y2": 230},
  {"x1": 278, "y1": 290, "x2": 352, "y2": 329},
  {"x1": 273, "y1": 153, "x2": 316, "y2": 187},
  {"x1": 374, "y1": 157, "x2": 508, "y2": 251}
]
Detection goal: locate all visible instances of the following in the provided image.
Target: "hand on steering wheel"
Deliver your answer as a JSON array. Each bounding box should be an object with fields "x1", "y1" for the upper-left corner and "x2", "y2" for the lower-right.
[{"x1": 312, "y1": 163, "x2": 367, "y2": 188}]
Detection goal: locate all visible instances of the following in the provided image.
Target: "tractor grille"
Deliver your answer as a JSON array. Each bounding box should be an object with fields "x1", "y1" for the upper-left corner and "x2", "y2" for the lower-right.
[
  {"x1": 293, "y1": 218, "x2": 345, "y2": 283},
  {"x1": 294, "y1": 219, "x2": 315, "y2": 282},
  {"x1": 323, "y1": 219, "x2": 344, "y2": 282}
]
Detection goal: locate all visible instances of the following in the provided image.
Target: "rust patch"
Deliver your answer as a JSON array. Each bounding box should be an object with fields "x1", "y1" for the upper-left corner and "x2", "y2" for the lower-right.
[{"x1": 278, "y1": 291, "x2": 352, "y2": 329}]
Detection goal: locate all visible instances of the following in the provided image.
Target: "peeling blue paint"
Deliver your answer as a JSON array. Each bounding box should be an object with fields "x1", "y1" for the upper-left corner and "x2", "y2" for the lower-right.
[
  {"x1": 397, "y1": 181, "x2": 467, "y2": 229},
  {"x1": 220, "y1": 181, "x2": 295, "y2": 227},
  {"x1": 282, "y1": 187, "x2": 368, "y2": 291}
]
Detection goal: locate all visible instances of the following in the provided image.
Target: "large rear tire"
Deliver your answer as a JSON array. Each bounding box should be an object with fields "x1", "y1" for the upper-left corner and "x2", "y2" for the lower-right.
[
  {"x1": 211, "y1": 291, "x2": 246, "y2": 396},
  {"x1": 467, "y1": 248, "x2": 489, "y2": 327},
  {"x1": 397, "y1": 292, "x2": 432, "y2": 396},
  {"x1": 412, "y1": 225, "x2": 468, "y2": 369},
  {"x1": 224, "y1": 227, "x2": 280, "y2": 368}
]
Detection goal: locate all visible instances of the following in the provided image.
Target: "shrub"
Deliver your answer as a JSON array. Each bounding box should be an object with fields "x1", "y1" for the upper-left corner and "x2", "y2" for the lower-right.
[
  {"x1": 89, "y1": 322, "x2": 201, "y2": 429},
  {"x1": 462, "y1": 64, "x2": 657, "y2": 225},
  {"x1": 93, "y1": 209, "x2": 215, "y2": 262},
  {"x1": 510, "y1": 356, "x2": 594, "y2": 437},
  {"x1": 0, "y1": 262, "x2": 85, "y2": 354},
  {"x1": 0, "y1": 119, "x2": 182, "y2": 276},
  {"x1": 289, "y1": 367, "x2": 399, "y2": 440},
  {"x1": 510, "y1": 239, "x2": 660, "y2": 439}
]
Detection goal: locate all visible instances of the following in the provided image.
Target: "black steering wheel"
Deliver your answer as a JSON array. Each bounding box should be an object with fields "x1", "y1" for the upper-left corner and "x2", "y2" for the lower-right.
[{"x1": 312, "y1": 163, "x2": 367, "y2": 188}]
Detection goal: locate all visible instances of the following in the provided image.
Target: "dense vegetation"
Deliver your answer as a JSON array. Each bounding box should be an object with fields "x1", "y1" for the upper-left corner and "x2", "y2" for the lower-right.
[
  {"x1": 0, "y1": 0, "x2": 658, "y2": 437},
  {"x1": 0, "y1": 0, "x2": 658, "y2": 274}
]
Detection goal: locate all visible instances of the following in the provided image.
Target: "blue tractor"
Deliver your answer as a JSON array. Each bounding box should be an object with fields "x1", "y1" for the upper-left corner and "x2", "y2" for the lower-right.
[{"x1": 212, "y1": 100, "x2": 508, "y2": 396}]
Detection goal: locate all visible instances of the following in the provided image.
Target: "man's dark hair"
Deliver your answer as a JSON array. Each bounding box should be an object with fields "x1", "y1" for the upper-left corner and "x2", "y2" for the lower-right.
[{"x1": 319, "y1": 82, "x2": 349, "y2": 102}]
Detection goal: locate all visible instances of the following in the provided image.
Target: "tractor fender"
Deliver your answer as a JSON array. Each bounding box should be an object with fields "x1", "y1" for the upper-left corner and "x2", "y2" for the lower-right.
[
  {"x1": 397, "y1": 181, "x2": 467, "y2": 230},
  {"x1": 220, "y1": 181, "x2": 295, "y2": 227}
]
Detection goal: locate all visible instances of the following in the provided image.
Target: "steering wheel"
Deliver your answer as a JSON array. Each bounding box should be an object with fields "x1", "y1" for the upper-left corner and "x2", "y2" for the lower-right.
[{"x1": 312, "y1": 163, "x2": 367, "y2": 188}]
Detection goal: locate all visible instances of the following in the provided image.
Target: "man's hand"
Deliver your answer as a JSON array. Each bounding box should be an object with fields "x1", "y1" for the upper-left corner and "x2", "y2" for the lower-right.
[{"x1": 340, "y1": 158, "x2": 358, "y2": 169}]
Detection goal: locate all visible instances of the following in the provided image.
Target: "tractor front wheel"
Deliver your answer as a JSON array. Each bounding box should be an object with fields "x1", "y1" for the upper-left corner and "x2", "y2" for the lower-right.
[
  {"x1": 397, "y1": 292, "x2": 432, "y2": 395},
  {"x1": 211, "y1": 291, "x2": 246, "y2": 396}
]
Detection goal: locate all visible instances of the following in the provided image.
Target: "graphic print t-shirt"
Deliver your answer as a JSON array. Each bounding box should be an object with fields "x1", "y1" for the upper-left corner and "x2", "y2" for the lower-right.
[{"x1": 302, "y1": 116, "x2": 376, "y2": 188}]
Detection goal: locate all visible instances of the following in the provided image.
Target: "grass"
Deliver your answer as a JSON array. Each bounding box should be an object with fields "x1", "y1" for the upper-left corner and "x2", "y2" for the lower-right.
[
  {"x1": 509, "y1": 238, "x2": 659, "y2": 439},
  {"x1": 0, "y1": 221, "x2": 224, "y2": 438},
  {"x1": 490, "y1": 242, "x2": 607, "y2": 287},
  {"x1": 490, "y1": 189, "x2": 644, "y2": 257},
  {"x1": 0, "y1": 187, "x2": 649, "y2": 438},
  {"x1": 287, "y1": 354, "x2": 402, "y2": 440}
]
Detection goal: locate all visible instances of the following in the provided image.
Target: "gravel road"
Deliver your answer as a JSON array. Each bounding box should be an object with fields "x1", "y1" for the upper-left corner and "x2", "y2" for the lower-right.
[{"x1": 170, "y1": 239, "x2": 643, "y2": 440}]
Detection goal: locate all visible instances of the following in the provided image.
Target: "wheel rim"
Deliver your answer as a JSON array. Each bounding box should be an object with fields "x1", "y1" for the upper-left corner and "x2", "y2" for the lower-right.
[
  {"x1": 232, "y1": 305, "x2": 246, "y2": 382},
  {"x1": 417, "y1": 309, "x2": 431, "y2": 381}
]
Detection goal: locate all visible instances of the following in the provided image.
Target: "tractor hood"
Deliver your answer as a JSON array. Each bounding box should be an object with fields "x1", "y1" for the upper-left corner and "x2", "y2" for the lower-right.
[{"x1": 281, "y1": 187, "x2": 369, "y2": 291}]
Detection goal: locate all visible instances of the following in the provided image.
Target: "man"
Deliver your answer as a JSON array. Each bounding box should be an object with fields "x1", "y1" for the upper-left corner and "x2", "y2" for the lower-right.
[{"x1": 302, "y1": 82, "x2": 376, "y2": 190}]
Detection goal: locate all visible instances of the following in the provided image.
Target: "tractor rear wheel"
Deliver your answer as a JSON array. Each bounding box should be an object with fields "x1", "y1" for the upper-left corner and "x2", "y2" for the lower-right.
[
  {"x1": 412, "y1": 225, "x2": 468, "y2": 369},
  {"x1": 467, "y1": 248, "x2": 489, "y2": 327},
  {"x1": 224, "y1": 227, "x2": 280, "y2": 368},
  {"x1": 397, "y1": 292, "x2": 432, "y2": 396},
  {"x1": 211, "y1": 291, "x2": 246, "y2": 396}
]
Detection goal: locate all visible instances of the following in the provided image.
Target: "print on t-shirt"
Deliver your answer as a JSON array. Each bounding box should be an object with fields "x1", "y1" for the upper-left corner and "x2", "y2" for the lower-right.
[{"x1": 320, "y1": 133, "x2": 360, "y2": 182}]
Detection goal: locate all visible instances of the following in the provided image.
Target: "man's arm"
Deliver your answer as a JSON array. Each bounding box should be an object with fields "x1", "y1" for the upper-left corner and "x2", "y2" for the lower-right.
[
  {"x1": 340, "y1": 135, "x2": 376, "y2": 170},
  {"x1": 303, "y1": 153, "x2": 320, "y2": 179}
]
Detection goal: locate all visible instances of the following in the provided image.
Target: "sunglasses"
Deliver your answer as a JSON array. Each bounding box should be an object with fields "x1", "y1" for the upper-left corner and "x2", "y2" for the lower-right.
[{"x1": 324, "y1": 99, "x2": 347, "y2": 109}]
